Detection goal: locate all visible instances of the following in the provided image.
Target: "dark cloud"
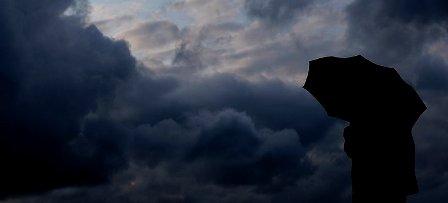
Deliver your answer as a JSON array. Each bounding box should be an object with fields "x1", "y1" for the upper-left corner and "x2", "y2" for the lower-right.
[
  {"x1": 346, "y1": 0, "x2": 447, "y2": 65},
  {"x1": 416, "y1": 56, "x2": 448, "y2": 91},
  {"x1": 0, "y1": 0, "x2": 135, "y2": 198},
  {"x1": 244, "y1": 0, "x2": 312, "y2": 24},
  {"x1": 0, "y1": 0, "x2": 335, "y2": 200},
  {"x1": 271, "y1": 132, "x2": 351, "y2": 203},
  {"x1": 112, "y1": 73, "x2": 334, "y2": 145},
  {"x1": 95, "y1": 72, "x2": 338, "y2": 200},
  {"x1": 5, "y1": 110, "x2": 344, "y2": 203},
  {"x1": 377, "y1": 0, "x2": 448, "y2": 25},
  {"x1": 184, "y1": 110, "x2": 312, "y2": 191},
  {"x1": 3, "y1": 0, "x2": 448, "y2": 202}
]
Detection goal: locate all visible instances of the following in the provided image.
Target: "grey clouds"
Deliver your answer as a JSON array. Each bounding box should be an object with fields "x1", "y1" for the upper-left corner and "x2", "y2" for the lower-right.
[{"x1": 1, "y1": 0, "x2": 448, "y2": 203}]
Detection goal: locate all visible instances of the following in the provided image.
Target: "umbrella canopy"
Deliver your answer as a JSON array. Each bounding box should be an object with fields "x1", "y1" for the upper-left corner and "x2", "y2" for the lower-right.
[{"x1": 303, "y1": 55, "x2": 426, "y2": 125}]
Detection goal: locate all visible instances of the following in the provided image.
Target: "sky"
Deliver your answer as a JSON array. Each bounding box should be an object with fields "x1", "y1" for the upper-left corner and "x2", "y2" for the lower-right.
[{"x1": 0, "y1": 0, "x2": 447, "y2": 202}]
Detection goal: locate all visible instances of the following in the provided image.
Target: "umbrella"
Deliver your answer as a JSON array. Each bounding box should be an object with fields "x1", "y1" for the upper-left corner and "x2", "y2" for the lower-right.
[{"x1": 303, "y1": 55, "x2": 426, "y2": 125}]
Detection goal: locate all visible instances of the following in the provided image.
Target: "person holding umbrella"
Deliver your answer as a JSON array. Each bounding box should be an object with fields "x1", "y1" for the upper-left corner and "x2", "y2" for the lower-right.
[{"x1": 303, "y1": 55, "x2": 426, "y2": 203}]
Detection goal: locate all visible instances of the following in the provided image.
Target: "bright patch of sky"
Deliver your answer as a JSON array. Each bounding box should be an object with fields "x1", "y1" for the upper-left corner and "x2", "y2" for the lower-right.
[
  {"x1": 89, "y1": 0, "x2": 247, "y2": 32},
  {"x1": 85, "y1": 0, "x2": 350, "y2": 83},
  {"x1": 90, "y1": 0, "x2": 169, "y2": 20},
  {"x1": 89, "y1": 0, "x2": 191, "y2": 30},
  {"x1": 87, "y1": 0, "x2": 250, "y2": 71}
]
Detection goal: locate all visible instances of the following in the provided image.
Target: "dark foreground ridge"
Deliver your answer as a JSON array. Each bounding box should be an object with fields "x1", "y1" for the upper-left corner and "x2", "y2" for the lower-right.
[{"x1": 304, "y1": 55, "x2": 426, "y2": 203}]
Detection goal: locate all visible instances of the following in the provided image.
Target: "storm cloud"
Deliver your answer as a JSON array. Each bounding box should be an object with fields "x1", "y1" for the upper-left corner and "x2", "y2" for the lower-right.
[
  {"x1": 0, "y1": 0, "x2": 136, "y2": 198},
  {"x1": 0, "y1": 0, "x2": 334, "y2": 201},
  {"x1": 1, "y1": 0, "x2": 448, "y2": 202}
]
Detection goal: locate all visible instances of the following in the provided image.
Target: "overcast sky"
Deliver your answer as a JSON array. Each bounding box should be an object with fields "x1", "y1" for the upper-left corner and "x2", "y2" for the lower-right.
[{"x1": 1, "y1": 0, "x2": 447, "y2": 202}]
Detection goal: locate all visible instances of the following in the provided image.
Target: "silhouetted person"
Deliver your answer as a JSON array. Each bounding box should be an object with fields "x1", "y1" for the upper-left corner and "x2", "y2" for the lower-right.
[
  {"x1": 303, "y1": 55, "x2": 426, "y2": 203},
  {"x1": 344, "y1": 121, "x2": 417, "y2": 203}
]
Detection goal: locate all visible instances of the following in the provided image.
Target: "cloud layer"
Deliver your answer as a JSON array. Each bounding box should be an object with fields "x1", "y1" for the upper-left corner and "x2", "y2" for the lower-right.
[{"x1": 1, "y1": 0, "x2": 448, "y2": 202}]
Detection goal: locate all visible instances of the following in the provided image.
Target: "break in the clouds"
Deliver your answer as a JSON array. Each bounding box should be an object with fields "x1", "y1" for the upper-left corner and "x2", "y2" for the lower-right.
[
  {"x1": 1, "y1": 0, "x2": 448, "y2": 203},
  {"x1": 122, "y1": 21, "x2": 180, "y2": 50}
]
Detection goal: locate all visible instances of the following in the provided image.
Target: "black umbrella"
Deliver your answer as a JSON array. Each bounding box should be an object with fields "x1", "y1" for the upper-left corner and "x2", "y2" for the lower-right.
[{"x1": 303, "y1": 55, "x2": 426, "y2": 125}]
